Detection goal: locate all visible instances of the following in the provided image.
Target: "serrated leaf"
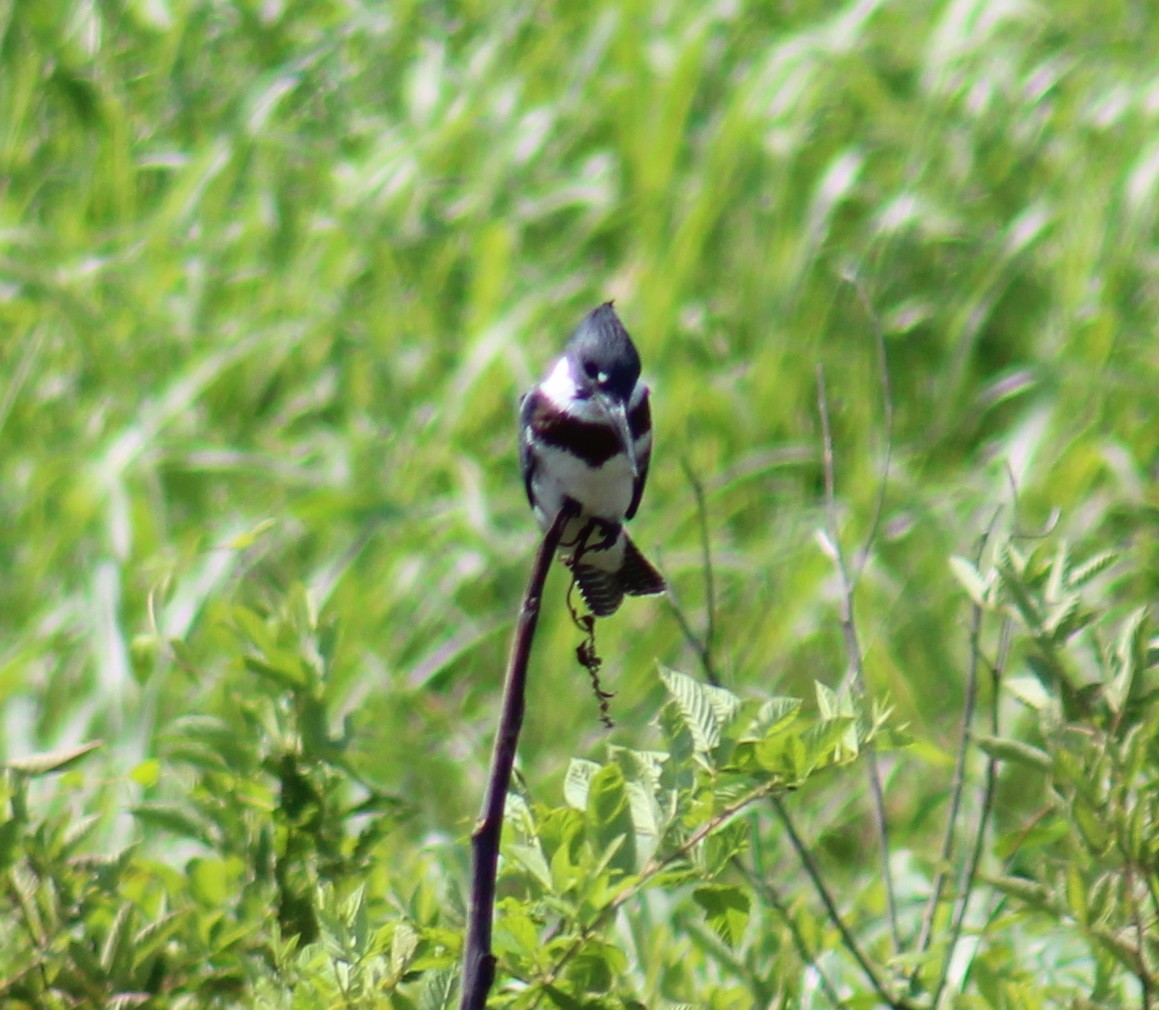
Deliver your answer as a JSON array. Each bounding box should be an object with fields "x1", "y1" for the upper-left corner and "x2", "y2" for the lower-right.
[
  {"x1": 949, "y1": 555, "x2": 990, "y2": 607},
  {"x1": 1004, "y1": 673, "x2": 1052, "y2": 710},
  {"x1": 100, "y1": 904, "x2": 135, "y2": 977},
  {"x1": 1043, "y1": 593, "x2": 1083, "y2": 640},
  {"x1": 803, "y1": 716, "x2": 857, "y2": 767},
  {"x1": 1107, "y1": 606, "x2": 1149, "y2": 714},
  {"x1": 660, "y1": 666, "x2": 739, "y2": 754},
  {"x1": 7, "y1": 740, "x2": 102, "y2": 776},
  {"x1": 752, "y1": 696, "x2": 802, "y2": 736},
  {"x1": 132, "y1": 910, "x2": 187, "y2": 962},
  {"x1": 692, "y1": 884, "x2": 751, "y2": 947},
  {"x1": 62, "y1": 813, "x2": 102, "y2": 852},
  {"x1": 563, "y1": 758, "x2": 599, "y2": 810},
  {"x1": 1046, "y1": 540, "x2": 1069, "y2": 603},
  {"x1": 417, "y1": 967, "x2": 458, "y2": 1010},
  {"x1": 998, "y1": 560, "x2": 1044, "y2": 631},
  {"x1": 1067, "y1": 550, "x2": 1118, "y2": 588},
  {"x1": 814, "y1": 681, "x2": 841, "y2": 720},
  {"x1": 392, "y1": 921, "x2": 420, "y2": 977},
  {"x1": 702, "y1": 820, "x2": 749, "y2": 877},
  {"x1": 507, "y1": 842, "x2": 553, "y2": 890},
  {"x1": 974, "y1": 734, "x2": 1051, "y2": 772},
  {"x1": 131, "y1": 803, "x2": 217, "y2": 846}
]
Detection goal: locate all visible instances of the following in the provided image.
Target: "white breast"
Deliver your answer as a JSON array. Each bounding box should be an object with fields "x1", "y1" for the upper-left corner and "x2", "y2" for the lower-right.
[{"x1": 529, "y1": 443, "x2": 635, "y2": 527}]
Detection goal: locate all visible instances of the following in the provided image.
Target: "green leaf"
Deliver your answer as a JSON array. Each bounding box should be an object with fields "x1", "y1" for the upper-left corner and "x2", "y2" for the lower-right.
[
  {"x1": 692, "y1": 884, "x2": 751, "y2": 947},
  {"x1": 187, "y1": 856, "x2": 232, "y2": 906},
  {"x1": 100, "y1": 904, "x2": 135, "y2": 977},
  {"x1": 223, "y1": 516, "x2": 278, "y2": 550},
  {"x1": 802, "y1": 716, "x2": 858, "y2": 768},
  {"x1": 586, "y1": 764, "x2": 637, "y2": 878},
  {"x1": 243, "y1": 652, "x2": 309, "y2": 689},
  {"x1": 751, "y1": 696, "x2": 802, "y2": 736},
  {"x1": 702, "y1": 820, "x2": 749, "y2": 877},
  {"x1": 1073, "y1": 799, "x2": 1111, "y2": 854},
  {"x1": 949, "y1": 555, "x2": 990, "y2": 607},
  {"x1": 507, "y1": 842, "x2": 553, "y2": 890},
  {"x1": 814, "y1": 680, "x2": 842, "y2": 720},
  {"x1": 974, "y1": 734, "x2": 1051, "y2": 772},
  {"x1": 417, "y1": 968, "x2": 458, "y2": 1010},
  {"x1": 983, "y1": 874, "x2": 1057, "y2": 913},
  {"x1": 564, "y1": 758, "x2": 600, "y2": 810},
  {"x1": 131, "y1": 803, "x2": 217, "y2": 846},
  {"x1": 1066, "y1": 550, "x2": 1118, "y2": 588},
  {"x1": 392, "y1": 920, "x2": 420, "y2": 977},
  {"x1": 753, "y1": 730, "x2": 807, "y2": 782},
  {"x1": 1107, "y1": 606, "x2": 1149, "y2": 714},
  {"x1": 7, "y1": 740, "x2": 102, "y2": 776},
  {"x1": 660, "y1": 666, "x2": 740, "y2": 754},
  {"x1": 563, "y1": 938, "x2": 627, "y2": 992}
]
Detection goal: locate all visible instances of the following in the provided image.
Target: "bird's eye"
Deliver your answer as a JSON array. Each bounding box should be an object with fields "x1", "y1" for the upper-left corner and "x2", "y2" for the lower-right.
[{"x1": 583, "y1": 361, "x2": 598, "y2": 378}]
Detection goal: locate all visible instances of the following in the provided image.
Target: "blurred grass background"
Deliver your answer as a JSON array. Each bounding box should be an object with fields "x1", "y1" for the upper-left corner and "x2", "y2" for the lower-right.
[{"x1": 1, "y1": 0, "x2": 1156, "y2": 852}]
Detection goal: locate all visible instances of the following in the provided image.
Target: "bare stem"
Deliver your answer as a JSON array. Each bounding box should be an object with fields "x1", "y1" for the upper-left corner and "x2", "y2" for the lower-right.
[
  {"x1": 816, "y1": 364, "x2": 900, "y2": 954},
  {"x1": 917, "y1": 509, "x2": 1002, "y2": 953},
  {"x1": 682, "y1": 459, "x2": 719, "y2": 678},
  {"x1": 458, "y1": 503, "x2": 578, "y2": 1010},
  {"x1": 848, "y1": 278, "x2": 894, "y2": 583},
  {"x1": 931, "y1": 616, "x2": 1012, "y2": 1008},
  {"x1": 733, "y1": 858, "x2": 844, "y2": 1005},
  {"x1": 772, "y1": 796, "x2": 911, "y2": 1010}
]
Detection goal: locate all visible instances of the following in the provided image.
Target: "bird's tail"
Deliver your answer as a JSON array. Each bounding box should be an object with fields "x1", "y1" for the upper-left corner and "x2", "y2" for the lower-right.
[{"x1": 571, "y1": 534, "x2": 667, "y2": 617}]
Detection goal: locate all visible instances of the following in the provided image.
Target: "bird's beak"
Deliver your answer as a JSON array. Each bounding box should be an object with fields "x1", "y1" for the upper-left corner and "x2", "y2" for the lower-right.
[{"x1": 598, "y1": 394, "x2": 638, "y2": 477}]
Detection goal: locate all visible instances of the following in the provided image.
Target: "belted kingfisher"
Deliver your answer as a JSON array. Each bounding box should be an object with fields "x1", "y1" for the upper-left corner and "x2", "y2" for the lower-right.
[{"x1": 519, "y1": 302, "x2": 667, "y2": 616}]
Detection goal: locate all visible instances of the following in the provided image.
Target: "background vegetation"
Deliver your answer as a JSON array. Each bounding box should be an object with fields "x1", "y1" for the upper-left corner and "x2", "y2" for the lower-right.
[{"x1": 1, "y1": 0, "x2": 1156, "y2": 1007}]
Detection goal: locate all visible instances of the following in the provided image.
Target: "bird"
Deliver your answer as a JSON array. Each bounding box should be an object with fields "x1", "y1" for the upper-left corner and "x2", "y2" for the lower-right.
[{"x1": 519, "y1": 301, "x2": 667, "y2": 616}]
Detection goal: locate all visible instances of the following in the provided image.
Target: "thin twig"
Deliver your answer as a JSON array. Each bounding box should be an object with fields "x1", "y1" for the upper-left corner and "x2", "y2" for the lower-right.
[
  {"x1": 816, "y1": 365, "x2": 900, "y2": 954},
  {"x1": 733, "y1": 857, "x2": 844, "y2": 1005},
  {"x1": 665, "y1": 528, "x2": 839, "y2": 999},
  {"x1": 458, "y1": 502, "x2": 578, "y2": 1010},
  {"x1": 847, "y1": 279, "x2": 894, "y2": 583},
  {"x1": 931, "y1": 616, "x2": 1012, "y2": 1009},
  {"x1": 665, "y1": 582, "x2": 718, "y2": 686},
  {"x1": 680, "y1": 458, "x2": 720, "y2": 683},
  {"x1": 917, "y1": 508, "x2": 1003, "y2": 954},
  {"x1": 771, "y1": 796, "x2": 911, "y2": 1010}
]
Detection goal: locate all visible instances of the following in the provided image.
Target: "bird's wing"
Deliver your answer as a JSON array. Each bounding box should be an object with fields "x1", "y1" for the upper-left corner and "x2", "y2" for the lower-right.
[
  {"x1": 518, "y1": 390, "x2": 540, "y2": 508},
  {"x1": 625, "y1": 389, "x2": 652, "y2": 521}
]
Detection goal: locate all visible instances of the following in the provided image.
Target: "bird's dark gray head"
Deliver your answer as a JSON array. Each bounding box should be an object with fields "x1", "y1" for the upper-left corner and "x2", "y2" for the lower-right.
[{"x1": 564, "y1": 302, "x2": 641, "y2": 403}]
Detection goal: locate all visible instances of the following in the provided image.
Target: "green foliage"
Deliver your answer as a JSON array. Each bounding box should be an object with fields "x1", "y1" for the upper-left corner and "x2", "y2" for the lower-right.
[
  {"x1": 1, "y1": 0, "x2": 1157, "y2": 1007},
  {"x1": 950, "y1": 540, "x2": 1159, "y2": 1002}
]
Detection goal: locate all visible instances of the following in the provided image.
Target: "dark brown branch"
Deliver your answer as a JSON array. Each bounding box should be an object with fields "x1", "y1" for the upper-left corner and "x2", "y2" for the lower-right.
[{"x1": 458, "y1": 502, "x2": 578, "y2": 1010}]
